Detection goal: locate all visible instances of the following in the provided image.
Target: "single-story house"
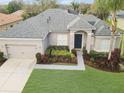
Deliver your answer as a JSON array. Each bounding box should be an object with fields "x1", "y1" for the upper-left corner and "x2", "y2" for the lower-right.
[{"x1": 0, "y1": 9, "x2": 120, "y2": 59}]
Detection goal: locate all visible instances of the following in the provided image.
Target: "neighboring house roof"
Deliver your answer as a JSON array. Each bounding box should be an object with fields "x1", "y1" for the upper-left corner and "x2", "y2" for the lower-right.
[
  {"x1": 0, "y1": 13, "x2": 7, "y2": 17},
  {"x1": 0, "y1": 9, "x2": 115, "y2": 39},
  {"x1": 11, "y1": 10, "x2": 24, "y2": 16},
  {"x1": 0, "y1": 10, "x2": 23, "y2": 26}
]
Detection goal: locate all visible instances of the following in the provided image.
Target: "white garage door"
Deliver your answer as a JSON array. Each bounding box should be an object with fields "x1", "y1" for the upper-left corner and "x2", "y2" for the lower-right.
[{"x1": 6, "y1": 45, "x2": 37, "y2": 59}]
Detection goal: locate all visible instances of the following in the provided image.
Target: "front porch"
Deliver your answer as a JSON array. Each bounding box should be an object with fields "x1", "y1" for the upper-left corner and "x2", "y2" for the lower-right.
[{"x1": 69, "y1": 30, "x2": 93, "y2": 53}]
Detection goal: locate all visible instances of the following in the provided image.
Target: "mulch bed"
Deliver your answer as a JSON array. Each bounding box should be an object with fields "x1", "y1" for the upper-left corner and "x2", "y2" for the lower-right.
[
  {"x1": 0, "y1": 62, "x2": 5, "y2": 66},
  {"x1": 84, "y1": 60, "x2": 114, "y2": 72},
  {"x1": 83, "y1": 55, "x2": 124, "y2": 72},
  {"x1": 0, "y1": 59, "x2": 7, "y2": 67},
  {"x1": 37, "y1": 55, "x2": 78, "y2": 65}
]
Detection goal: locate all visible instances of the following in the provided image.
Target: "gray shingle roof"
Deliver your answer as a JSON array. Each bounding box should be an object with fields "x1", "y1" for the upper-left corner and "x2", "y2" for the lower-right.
[
  {"x1": 95, "y1": 26, "x2": 120, "y2": 36},
  {"x1": 95, "y1": 26, "x2": 111, "y2": 36},
  {"x1": 0, "y1": 9, "x2": 117, "y2": 38},
  {"x1": 94, "y1": 19, "x2": 113, "y2": 36},
  {"x1": 94, "y1": 19, "x2": 109, "y2": 29},
  {"x1": 82, "y1": 15, "x2": 99, "y2": 25},
  {"x1": 40, "y1": 9, "x2": 77, "y2": 32},
  {"x1": 0, "y1": 9, "x2": 78, "y2": 38},
  {"x1": 69, "y1": 17, "x2": 95, "y2": 31}
]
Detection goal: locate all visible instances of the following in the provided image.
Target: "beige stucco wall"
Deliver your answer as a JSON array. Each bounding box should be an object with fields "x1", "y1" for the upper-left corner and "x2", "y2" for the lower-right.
[
  {"x1": 48, "y1": 32, "x2": 69, "y2": 46},
  {"x1": 83, "y1": 33, "x2": 87, "y2": 47},
  {"x1": 69, "y1": 30, "x2": 92, "y2": 53},
  {"x1": 114, "y1": 36, "x2": 120, "y2": 48},
  {"x1": 42, "y1": 34, "x2": 49, "y2": 53},
  {"x1": 0, "y1": 20, "x2": 22, "y2": 32},
  {"x1": 94, "y1": 36, "x2": 120, "y2": 52},
  {"x1": 0, "y1": 38, "x2": 43, "y2": 58}
]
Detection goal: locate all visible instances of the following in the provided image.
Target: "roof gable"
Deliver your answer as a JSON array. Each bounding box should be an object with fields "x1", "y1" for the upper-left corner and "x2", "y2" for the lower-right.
[{"x1": 68, "y1": 17, "x2": 95, "y2": 31}]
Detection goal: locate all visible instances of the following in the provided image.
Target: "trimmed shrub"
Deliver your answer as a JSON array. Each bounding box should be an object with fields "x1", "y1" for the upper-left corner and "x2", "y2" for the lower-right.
[
  {"x1": 89, "y1": 50, "x2": 108, "y2": 58},
  {"x1": 0, "y1": 52, "x2": 5, "y2": 62},
  {"x1": 45, "y1": 46, "x2": 69, "y2": 56},
  {"x1": 43, "y1": 46, "x2": 77, "y2": 64},
  {"x1": 71, "y1": 49, "x2": 77, "y2": 56},
  {"x1": 36, "y1": 53, "x2": 42, "y2": 64}
]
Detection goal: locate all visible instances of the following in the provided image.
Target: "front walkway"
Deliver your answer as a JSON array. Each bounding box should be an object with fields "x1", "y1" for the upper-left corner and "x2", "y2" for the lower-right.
[
  {"x1": 35, "y1": 51, "x2": 85, "y2": 70},
  {"x1": 0, "y1": 59, "x2": 35, "y2": 93}
]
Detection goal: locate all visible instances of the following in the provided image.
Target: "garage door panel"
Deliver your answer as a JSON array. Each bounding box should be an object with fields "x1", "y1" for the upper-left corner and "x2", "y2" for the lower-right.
[{"x1": 7, "y1": 45, "x2": 37, "y2": 59}]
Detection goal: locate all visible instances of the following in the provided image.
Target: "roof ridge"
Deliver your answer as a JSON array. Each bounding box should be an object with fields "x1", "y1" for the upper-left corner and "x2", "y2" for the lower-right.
[{"x1": 67, "y1": 17, "x2": 80, "y2": 29}]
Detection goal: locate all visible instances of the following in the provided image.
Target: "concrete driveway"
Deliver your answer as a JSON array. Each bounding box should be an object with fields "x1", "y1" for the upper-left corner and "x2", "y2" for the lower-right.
[{"x1": 0, "y1": 59, "x2": 35, "y2": 93}]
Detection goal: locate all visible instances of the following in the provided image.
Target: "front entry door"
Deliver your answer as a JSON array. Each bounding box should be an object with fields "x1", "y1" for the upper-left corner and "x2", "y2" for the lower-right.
[{"x1": 74, "y1": 34, "x2": 82, "y2": 48}]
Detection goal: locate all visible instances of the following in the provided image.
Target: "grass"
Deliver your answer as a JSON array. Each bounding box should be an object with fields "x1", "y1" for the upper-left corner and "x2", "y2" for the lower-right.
[{"x1": 23, "y1": 66, "x2": 124, "y2": 93}]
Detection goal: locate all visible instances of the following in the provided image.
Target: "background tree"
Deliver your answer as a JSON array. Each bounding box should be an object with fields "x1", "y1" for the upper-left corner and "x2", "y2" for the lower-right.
[
  {"x1": 0, "y1": 5, "x2": 8, "y2": 14},
  {"x1": 71, "y1": 0, "x2": 80, "y2": 11},
  {"x1": 22, "y1": 0, "x2": 58, "y2": 20},
  {"x1": 6, "y1": 1, "x2": 23, "y2": 13},
  {"x1": 35, "y1": 0, "x2": 58, "y2": 11},
  {"x1": 96, "y1": 0, "x2": 124, "y2": 60},
  {"x1": 80, "y1": 3, "x2": 91, "y2": 14},
  {"x1": 92, "y1": 1, "x2": 109, "y2": 20}
]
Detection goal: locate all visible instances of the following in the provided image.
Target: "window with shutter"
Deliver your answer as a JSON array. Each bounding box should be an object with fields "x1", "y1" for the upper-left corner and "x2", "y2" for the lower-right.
[
  {"x1": 100, "y1": 39, "x2": 110, "y2": 51},
  {"x1": 57, "y1": 34, "x2": 68, "y2": 45}
]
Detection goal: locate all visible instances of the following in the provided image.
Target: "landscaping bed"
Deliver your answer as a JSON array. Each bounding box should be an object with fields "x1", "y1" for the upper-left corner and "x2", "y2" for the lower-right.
[
  {"x1": 0, "y1": 52, "x2": 6, "y2": 66},
  {"x1": 83, "y1": 49, "x2": 124, "y2": 72},
  {"x1": 36, "y1": 46, "x2": 77, "y2": 65}
]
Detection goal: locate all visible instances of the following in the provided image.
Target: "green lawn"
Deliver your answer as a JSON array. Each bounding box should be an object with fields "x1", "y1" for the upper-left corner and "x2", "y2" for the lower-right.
[{"x1": 23, "y1": 66, "x2": 124, "y2": 93}]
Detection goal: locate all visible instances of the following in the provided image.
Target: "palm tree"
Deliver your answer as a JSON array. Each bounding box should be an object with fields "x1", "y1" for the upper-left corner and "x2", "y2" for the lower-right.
[{"x1": 96, "y1": 0, "x2": 124, "y2": 60}]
